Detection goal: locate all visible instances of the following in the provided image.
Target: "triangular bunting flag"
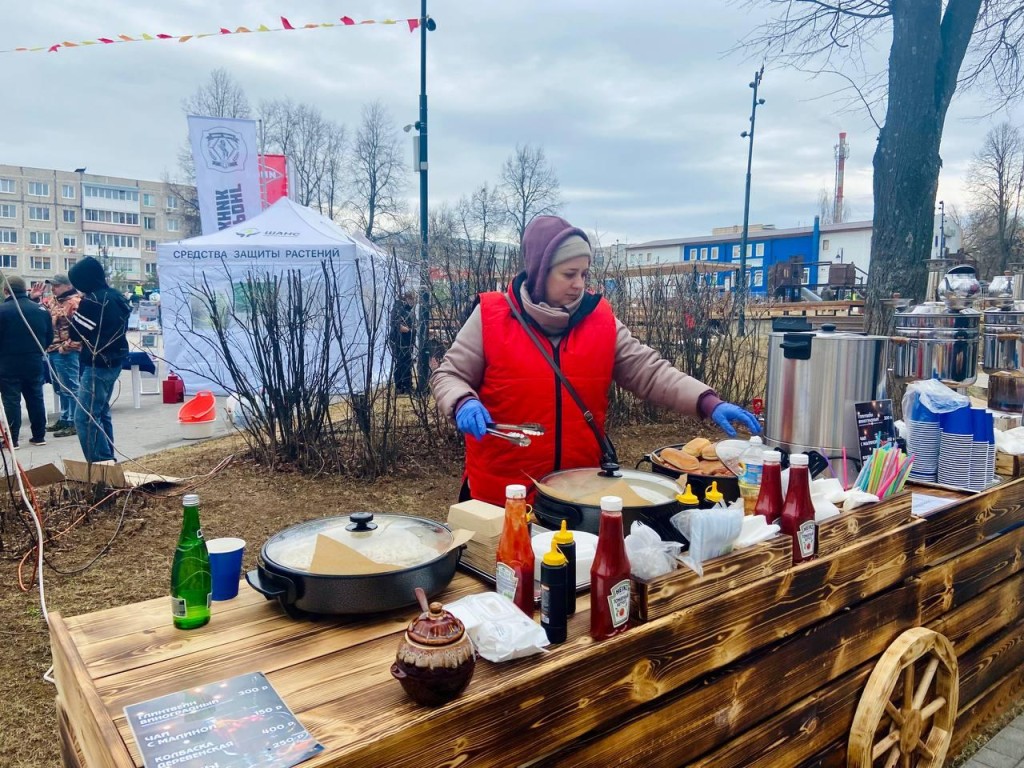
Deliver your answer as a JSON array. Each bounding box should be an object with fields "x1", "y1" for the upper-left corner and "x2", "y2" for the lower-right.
[
  {"x1": 340, "y1": 16, "x2": 355, "y2": 25},
  {"x1": 281, "y1": 16, "x2": 295, "y2": 30},
  {"x1": 408, "y1": 19, "x2": 420, "y2": 32}
]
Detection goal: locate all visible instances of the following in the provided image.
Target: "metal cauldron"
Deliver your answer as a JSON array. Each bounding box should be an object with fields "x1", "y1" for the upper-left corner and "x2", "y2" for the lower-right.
[{"x1": 892, "y1": 304, "x2": 981, "y2": 386}]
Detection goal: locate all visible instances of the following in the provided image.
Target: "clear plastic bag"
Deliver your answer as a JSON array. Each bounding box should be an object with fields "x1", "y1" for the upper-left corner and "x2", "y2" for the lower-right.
[
  {"x1": 671, "y1": 501, "x2": 743, "y2": 577},
  {"x1": 901, "y1": 378, "x2": 969, "y2": 420},
  {"x1": 624, "y1": 522, "x2": 682, "y2": 580}
]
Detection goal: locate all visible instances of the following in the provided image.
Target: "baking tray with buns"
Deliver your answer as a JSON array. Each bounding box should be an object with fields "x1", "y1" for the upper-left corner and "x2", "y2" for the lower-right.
[{"x1": 637, "y1": 438, "x2": 741, "y2": 503}]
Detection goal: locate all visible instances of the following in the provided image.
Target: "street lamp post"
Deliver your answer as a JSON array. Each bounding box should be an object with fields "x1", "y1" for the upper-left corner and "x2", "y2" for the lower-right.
[
  {"x1": 414, "y1": 1, "x2": 436, "y2": 393},
  {"x1": 737, "y1": 66, "x2": 765, "y2": 337}
]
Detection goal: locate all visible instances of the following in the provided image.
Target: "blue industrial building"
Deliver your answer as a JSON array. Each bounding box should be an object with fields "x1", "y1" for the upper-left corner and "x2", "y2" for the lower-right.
[{"x1": 623, "y1": 217, "x2": 874, "y2": 298}]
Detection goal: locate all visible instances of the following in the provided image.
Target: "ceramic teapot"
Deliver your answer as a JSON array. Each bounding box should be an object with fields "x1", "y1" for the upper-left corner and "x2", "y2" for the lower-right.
[{"x1": 391, "y1": 587, "x2": 476, "y2": 706}]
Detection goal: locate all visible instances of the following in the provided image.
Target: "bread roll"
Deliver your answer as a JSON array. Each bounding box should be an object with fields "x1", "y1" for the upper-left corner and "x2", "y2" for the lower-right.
[
  {"x1": 682, "y1": 437, "x2": 711, "y2": 457},
  {"x1": 700, "y1": 442, "x2": 720, "y2": 460},
  {"x1": 660, "y1": 447, "x2": 700, "y2": 472}
]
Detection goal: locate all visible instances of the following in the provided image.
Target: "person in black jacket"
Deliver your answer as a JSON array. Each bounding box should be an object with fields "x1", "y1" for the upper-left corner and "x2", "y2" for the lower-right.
[
  {"x1": 389, "y1": 290, "x2": 417, "y2": 394},
  {"x1": 66, "y1": 257, "x2": 131, "y2": 462},
  {"x1": 0, "y1": 274, "x2": 54, "y2": 448}
]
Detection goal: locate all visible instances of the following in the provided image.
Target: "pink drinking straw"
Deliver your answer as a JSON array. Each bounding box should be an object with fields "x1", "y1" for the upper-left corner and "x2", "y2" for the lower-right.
[{"x1": 842, "y1": 446, "x2": 849, "y2": 490}]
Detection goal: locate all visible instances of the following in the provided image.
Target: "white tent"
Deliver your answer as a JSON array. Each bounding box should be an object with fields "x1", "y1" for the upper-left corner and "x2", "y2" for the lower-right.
[{"x1": 157, "y1": 198, "x2": 399, "y2": 395}]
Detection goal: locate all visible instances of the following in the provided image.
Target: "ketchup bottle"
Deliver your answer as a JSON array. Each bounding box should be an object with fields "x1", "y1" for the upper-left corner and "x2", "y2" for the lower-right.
[
  {"x1": 754, "y1": 450, "x2": 785, "y2": 525},
  {"x1": 590, "y1": 496, "x2": 632, "y2": 640},
  {"x1": 779, "y1": 453, "x2": 816, "y2": 563},
  {"x1": 496, "y1": 484, "x2": 535, "y2": 616}
]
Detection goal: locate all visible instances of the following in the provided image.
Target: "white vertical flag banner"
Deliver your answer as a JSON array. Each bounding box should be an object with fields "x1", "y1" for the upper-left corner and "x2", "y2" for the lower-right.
[{"x1": 187, "y1": 115, "x2": 262, "y2": 235}]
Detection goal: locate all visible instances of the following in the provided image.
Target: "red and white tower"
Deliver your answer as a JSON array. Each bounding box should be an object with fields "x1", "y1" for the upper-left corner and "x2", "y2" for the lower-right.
[{"x1": 833, "y1": 132, "x2": 850, "y2": 223}]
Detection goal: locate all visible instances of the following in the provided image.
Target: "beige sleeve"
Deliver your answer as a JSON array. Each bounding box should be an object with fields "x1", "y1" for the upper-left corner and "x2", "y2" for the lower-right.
[
  {"x1": 612, "y1": 319, "x2": 714, "y2": 417},
  {"x1": 429, "y1": 305, "x2": 486, "y2": 418}
]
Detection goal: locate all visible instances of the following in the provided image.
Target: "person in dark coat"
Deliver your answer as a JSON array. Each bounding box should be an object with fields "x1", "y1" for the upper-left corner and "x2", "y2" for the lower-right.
[
  {"x1": 389, "y1": 290, "x2": 417, "y2": 395},
  {"x1": 0, "y1": 274, "x2": 54, "y2": 448},
  {"x1": 66, "y1": 257, "x2": 131, "y2": 463}
]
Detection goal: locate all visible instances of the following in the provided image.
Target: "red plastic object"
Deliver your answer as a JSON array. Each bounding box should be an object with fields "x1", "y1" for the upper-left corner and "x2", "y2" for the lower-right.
[
  {"x1": 590, "y1": 508, "x2": 631, "y2": 640},
  {"x1": 178, "y1": 391, "x2": 217, "y2": 423},
  {"x1": 163, "y1": 372, "x2": 185, "y2": 404},
  {"x1": 751, "y1": 397, "x2": 764, "y2": 416}
]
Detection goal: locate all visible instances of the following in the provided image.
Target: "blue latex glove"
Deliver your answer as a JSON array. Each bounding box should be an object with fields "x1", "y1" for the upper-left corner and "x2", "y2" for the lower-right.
[
  {"x1": 711, "y1": 402, "x2": 761, "y2": 438},
  {"x1": 456, "y1": 398, "x2": 491, "y2": 441}
]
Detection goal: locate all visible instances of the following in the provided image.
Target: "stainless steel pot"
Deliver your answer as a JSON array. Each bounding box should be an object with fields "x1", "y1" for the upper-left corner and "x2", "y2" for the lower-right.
[
  {"x1": 765, "y1": 324, "x2": 889, "y2": 459},
  {"x1": 982, "y1": 306, "x2": 1024, "y2": 374},
  {"x1": 532, "y1": 467, "x2": 684, "y2": 544},
  {"x1": 246, "y1": 513, "x2": 461, "y2": 619},
  {"x1": 891, "y1": 304, "x2": 980, "y2": 386}
]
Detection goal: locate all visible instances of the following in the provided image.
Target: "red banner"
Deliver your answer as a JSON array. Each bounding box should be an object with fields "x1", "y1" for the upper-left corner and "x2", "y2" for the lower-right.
[{"x1": 259, "y1": 154, "x2": 289, "y2": 207}]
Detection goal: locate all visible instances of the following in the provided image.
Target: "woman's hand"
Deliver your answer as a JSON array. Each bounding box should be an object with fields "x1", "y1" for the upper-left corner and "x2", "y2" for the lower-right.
[
  {"x1": 456, "y1": 399, "x2": 491, "y2": 440},
  {"x1": 711, "y1": 402, "x2": 761, "y2": 438}
]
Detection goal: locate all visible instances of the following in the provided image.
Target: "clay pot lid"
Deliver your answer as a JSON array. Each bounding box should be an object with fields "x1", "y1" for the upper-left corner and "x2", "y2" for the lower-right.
[{"x1": 407, "y1": 587, "x2": 465, "y2": 646}]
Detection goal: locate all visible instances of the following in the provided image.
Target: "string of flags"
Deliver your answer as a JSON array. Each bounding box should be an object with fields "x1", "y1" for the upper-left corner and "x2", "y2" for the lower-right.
[{"x1": 2, "y1": 15, "x2": 421, "y2": 54}]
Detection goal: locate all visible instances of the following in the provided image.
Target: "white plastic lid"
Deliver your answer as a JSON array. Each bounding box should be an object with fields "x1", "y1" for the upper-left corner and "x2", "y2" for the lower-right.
[
  {"x1": 789, "y1": 453, "x2": 809, "y2": 466},
  {"x1": 506, "y1": 484, "x2": 527, "y2": 499},
  {"x1": 762, "y1": 450, "x2": 782, "y2": 463},
  {"x1": 750, "y1": 436, "x2": 764, "y2": 445},
  {"x1": 599, "y1": 495, "x2": 623, "y2": 512},
  {"x1": 182, "y1": 493, "x2": 200, "y2": 507}
]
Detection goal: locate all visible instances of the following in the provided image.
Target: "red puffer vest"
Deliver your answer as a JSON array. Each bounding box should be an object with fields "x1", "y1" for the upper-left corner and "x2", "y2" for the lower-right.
[{"x1": 464, "y1": 286, "x2": 616, "y2": 507}]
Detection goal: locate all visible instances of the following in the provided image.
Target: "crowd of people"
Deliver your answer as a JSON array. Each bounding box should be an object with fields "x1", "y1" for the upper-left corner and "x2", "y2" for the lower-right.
[{"x1": 0, "y1": 256, "x2": 131, "y2": 462}]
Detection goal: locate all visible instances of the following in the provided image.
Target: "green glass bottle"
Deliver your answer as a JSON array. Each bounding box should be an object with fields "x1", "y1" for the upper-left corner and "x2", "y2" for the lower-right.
[{"x1": 170, "y1": 493, "x2": 211, "y2": 629}]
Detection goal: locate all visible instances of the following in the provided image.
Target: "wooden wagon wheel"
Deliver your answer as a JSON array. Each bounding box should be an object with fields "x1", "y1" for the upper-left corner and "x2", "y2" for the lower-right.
[{"x1": 848, "y1": 627, "x2": 959, "y2": 768}]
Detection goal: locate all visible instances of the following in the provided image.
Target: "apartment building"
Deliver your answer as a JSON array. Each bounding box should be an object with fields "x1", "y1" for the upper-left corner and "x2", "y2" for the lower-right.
[{"x1": 0, "y1": 164, "x2": 195, "y2": 290}]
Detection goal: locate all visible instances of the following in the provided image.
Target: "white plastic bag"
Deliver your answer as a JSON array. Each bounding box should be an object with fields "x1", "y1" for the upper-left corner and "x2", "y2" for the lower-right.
[
  {"x1": 445, "y1": 592, "x2": 549, "y2": 663},
  {"x1": 624, "y1": 521, "x2": 682, "y2": 580}
]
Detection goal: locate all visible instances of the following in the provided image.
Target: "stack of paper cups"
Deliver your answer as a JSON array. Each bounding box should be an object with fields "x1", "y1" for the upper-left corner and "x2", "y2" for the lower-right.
[
  {"x1": 938, "y1": 406, "x2": 973, "y2": 488},
  {"x1": 907, "y1": 395, "x2": 940, "y2": 483}
]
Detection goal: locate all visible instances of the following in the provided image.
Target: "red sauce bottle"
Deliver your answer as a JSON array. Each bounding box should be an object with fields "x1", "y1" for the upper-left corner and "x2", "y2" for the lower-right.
[
  {"x1": 754, "y1": 450, "x2": 785, "y2": 525},
  {"x1": 496, "y1": 484, "x2": 535, "y2": 616},
  {"x1": 779, "y1": 453, "x2": 817, "y2": 563},
  {"x1": 590, "y1": 496, "x2": 632, "y2": 640}
]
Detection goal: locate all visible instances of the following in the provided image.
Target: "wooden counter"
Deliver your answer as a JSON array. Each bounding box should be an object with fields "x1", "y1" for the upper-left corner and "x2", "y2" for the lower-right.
[{"x1": 51, "y1": 477, "x2": 1024, "y2": 767}]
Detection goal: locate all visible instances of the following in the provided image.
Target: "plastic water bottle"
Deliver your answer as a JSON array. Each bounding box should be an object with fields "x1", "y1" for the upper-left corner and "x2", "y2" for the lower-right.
[{"x1": 738, "y1": 436, "x2": 765, "y2": 515}]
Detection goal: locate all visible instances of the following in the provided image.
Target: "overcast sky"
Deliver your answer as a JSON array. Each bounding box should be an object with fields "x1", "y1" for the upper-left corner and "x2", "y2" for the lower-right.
[{"x1": 4, "y1": 1, "x2": 1022, "y2": 244}]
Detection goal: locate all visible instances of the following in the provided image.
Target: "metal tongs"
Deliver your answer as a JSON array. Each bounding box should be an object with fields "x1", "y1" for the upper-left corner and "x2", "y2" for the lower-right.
[{"x1": 485, "y1": 422, "x2": 546, "y2": 448}]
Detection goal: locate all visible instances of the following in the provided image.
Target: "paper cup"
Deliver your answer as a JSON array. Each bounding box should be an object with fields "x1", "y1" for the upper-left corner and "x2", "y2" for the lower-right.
[{"x1": 207, "y1": 537, "x2": 246, "y2": 601}]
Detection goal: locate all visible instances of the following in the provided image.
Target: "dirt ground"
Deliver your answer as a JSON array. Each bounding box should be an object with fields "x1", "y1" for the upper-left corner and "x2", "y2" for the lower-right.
[{"x1": 0, "y1": 420, "x2": 1015, "y2": 767}]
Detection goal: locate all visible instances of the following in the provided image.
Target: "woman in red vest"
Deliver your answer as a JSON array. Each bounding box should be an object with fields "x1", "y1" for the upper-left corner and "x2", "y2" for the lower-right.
[{"x1": 430, "y1": 215, "x2": 759, "y2": 507}]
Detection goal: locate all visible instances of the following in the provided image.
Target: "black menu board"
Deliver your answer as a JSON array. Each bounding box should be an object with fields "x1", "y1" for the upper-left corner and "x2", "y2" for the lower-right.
[
  {"x1": 855, "y1": 399, "x2": 896, "y2": 459},
  {"x1": 124, "y1": 671, "x2": 322, "y2": 768}
]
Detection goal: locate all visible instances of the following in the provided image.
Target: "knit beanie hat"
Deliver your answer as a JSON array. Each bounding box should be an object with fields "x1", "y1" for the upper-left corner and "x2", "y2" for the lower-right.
[{"x1": 522, "y1": 215, "x2": 592, "y2": 302}]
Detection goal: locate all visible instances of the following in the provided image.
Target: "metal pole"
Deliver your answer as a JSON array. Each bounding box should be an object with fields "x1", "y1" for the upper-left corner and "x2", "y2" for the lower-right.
[
  {"x1": 938, "y1": 200, "x2": 946, "y2": 259},
  {"x1": 416, "y1": 0, "x2": 431, "y2": 392},
  {"x1": 737, "y1": 67, "x2": 764, "y2": 337}
]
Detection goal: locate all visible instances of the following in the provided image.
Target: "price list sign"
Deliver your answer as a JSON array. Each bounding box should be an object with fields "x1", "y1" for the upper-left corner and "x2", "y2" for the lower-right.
[{"x1": 124, "y1": 671, "x2": 323, "y2": 768}]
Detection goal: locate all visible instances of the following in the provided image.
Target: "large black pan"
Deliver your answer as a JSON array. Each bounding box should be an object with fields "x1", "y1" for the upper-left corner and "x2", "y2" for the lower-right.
[
  {"x1": 246, "y1": 513, "x2": 461, "y2": 619},
  {"x1": 637, "y1": 444, "x2": 741, "y2": 504},
  {"x1": 532, "y1": 467, "x2": 686, "y2": 544}
]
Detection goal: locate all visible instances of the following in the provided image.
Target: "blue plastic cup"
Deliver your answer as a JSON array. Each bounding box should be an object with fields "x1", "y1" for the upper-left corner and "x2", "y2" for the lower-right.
[
  {"x1": 207, "y1": 537, "x2": 246, "y2": 601},
  {"x1": 940, "y1": 405, "x2": 972, "y2": 435}
]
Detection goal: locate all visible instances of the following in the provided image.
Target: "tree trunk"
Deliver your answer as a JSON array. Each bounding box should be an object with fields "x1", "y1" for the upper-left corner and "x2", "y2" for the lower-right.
[{"x1": 866, "y1": 0, "x2": 981, "y2": 332}]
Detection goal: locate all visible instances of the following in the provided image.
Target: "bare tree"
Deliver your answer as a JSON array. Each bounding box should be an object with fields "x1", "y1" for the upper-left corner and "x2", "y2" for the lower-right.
[
  {"x1": 966, "y1": 122, "x2": 1024, "y2": 276},
  {"x1": 817, "y1": 186, "x2": 835, "y2": 226},
  {"x1": 182, "y1": 68, "x2": 251, "y2": 119},
  {"x1": 456, "y1": 182, "x2": 507, "y2": 258},
  {"x1": 500, "y1": 144, "x2": 562, "y2": 243},
  {"x1": 259, "y1": 99, "x2": 345, "y2": 212},
  {"x1": 743, "y1": 1, "x2": 1024, "y2": 330},
  {"x1": 347, "y1": 101, "x2": 407, "y2": 242}
]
